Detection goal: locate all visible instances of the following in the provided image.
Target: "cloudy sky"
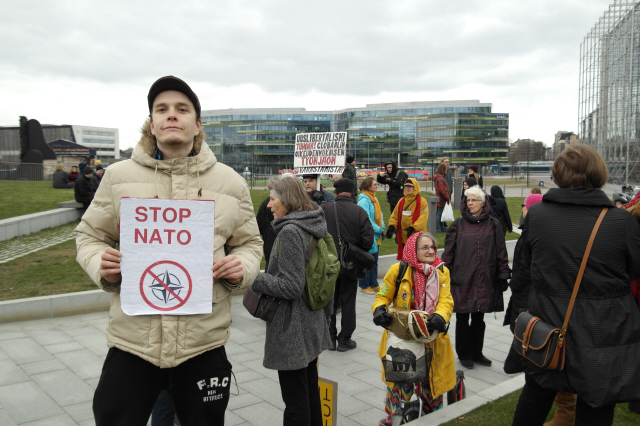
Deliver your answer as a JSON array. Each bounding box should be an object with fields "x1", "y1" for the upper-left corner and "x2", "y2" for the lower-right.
[{"x1": 0, "y1": 0, "x2": 613, "y2": 149}]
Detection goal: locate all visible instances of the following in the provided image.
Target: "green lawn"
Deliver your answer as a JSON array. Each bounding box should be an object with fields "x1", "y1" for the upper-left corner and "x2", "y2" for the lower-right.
[
  {"x1": 0, "y1": 183, "x2": 521, "y2": 300},
  {"x1": 441, "y1": 389, "x2": 638, "y2": 425},
  {"x1": 0, "y1": 181, "x2": 75, "y2": 220}
]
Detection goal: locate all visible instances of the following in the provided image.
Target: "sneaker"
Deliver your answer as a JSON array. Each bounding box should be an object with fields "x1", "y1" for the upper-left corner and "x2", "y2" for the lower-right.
[
  {"x1": 337, "y1": 339, "x2": 357, "y2": 352},
  {"x1": 460, "y1": 358, "x2": 474, "y2": 369},
  {"x1": 378, "y1": 418, "x2": 392, "y2": 426},
  {"x1": 473, "y1": 355, "x2": 492, "y2": 367},
  {"x1": 371, "y1": 286, "x2": 381, "y2": 292},
  {"x1": 361, "y1": 288, "x2": 375, "y2": 294}
]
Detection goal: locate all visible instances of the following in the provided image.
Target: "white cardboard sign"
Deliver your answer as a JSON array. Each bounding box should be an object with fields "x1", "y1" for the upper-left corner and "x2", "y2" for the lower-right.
[
  {"x1": 293, "y1": 132, "x2": 347, "y2": 175},
  {"x1": 119, "y1": 197, "x2": 215, "y2": 316}
]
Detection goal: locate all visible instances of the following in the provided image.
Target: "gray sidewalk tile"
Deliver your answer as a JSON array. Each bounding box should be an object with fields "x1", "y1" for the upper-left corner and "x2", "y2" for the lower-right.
[
  {"x1": 72, "y1": 333, "x2": 109, "y2": 357},
  {"x1": 64, "y1": 326, "x2": 103, "y2": 338},
  {"x1": 0, "y1": 381, "x2": 63, "y2": 423},
  {"x1": 63, "y1": 401, "x2": 94, "y2": 422},
  {"x1": 233, "y1": 401, "x2": 283, "y2": 425},
  {"x1": 241, "y1": 358, "x2": 279, "y2": 382},
  {"x1": 19, "y1": 359, "x2": 67, "y2": 376},
  {"x1": 227, "y1": 391, "x2": 262, "y2": 411},
  {"x1": 0, "y1": 360, "x2": 29, "y2": 386},
  {"x1": 0, "y1": 349, "x2": 7, "y2": 361},
  {"x1": 231, "y1": 350, "x2": 263, "y2": 364},
  {"x1": 239, "y1": 377, "x2": 285, "y2": 410},
  {"x1": 85, "y1": 377, "x2": 100, "y2": 390},
  {"x1": 351, "y1": 386, "x2": 386, "y2": 408},
  {"x1": 0, "y1": 338, "x2": 54, "y2": 365},
  {"x1": 32, "y1": 369, "x2": 94, "y2": 407},
  {"x1": 27, "y1": 329, "x2": 75, "y2": 346},
  {"x1": 316, "y1": 367, "x2": 376, "y2": 396},
  {"x1": 318, "y1": 350, "x2": 357, "y2": 368},
  {"x1": 332, "y1": 390, "x2": 375, "y2": 416},
  {"x1": 224, "y1": 409, "x2": 248, "y2": 426},
  {"x1": 349, "y1": 368, "x2": 387, "y2": 389},
  {"x1": 43, "y1": 341, "x2": 85, "y2": 354},
  {"x1": 229, "y1": 327, "x2": 262, "y2": 344},
  {"x1": 0, "y1": 409, "x2": 17, "y2": 426},
  {"x1": 463, "y1": 365, "x2": 511, "y2": 386},
  {"x1": 455, "y1": 372, "x2": 491, "y2": 395},
  {"x1": 78, "y1": 419, "x2": 96, "y2": 426},
  {"x1": 336, "y1": 414, "x2": 362, "y2": 426},
  {"x1": 55, "y1": 349, "x2": 103, "y2": 380},
  {"x1": 21, "y1": 414, "x2": 77, "y2": 425},
  {"x1": 349, "y1": 406, "x2": 387, "y2": 426},
  {"x1": 325, "y1": 360, "x2": 370, "y2": 375},
  {"x1": 233, "y1": 368, "x2": 268, "y2": 384}
]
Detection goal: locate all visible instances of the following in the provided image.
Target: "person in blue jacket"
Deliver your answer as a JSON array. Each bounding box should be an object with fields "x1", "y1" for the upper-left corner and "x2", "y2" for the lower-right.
[{"x1": 357, "y1": 176, "x2": 386, "y2": 294}]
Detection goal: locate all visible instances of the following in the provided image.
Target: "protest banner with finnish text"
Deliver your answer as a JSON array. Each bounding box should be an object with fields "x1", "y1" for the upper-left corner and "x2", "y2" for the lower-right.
[
  {"x1": 119, "y1": 198, "x2": 215, "y2": 316},
  {"x1": 293, "y1": 132, "x2": 347, "y2": 175}
]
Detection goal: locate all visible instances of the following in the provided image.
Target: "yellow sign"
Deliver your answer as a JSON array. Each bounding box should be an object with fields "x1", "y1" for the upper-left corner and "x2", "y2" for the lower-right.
[{"x1": 318, "y1": 377, "x2": 338, "y2": 425}]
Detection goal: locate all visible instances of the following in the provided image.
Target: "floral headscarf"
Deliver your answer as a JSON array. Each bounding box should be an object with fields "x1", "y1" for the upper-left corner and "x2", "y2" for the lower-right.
[{"x1": 402, "y1": 232, "x2": 443, "y2": 312}]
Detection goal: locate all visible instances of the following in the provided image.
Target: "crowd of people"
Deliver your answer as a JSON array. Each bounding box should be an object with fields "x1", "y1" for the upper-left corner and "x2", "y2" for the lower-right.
[{"x1": 72, "y1": 75, "x2": 640, "y2": 426}]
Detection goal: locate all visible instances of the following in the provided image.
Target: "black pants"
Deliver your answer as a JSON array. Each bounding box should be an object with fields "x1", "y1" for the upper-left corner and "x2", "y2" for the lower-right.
[
  {"x1": 455, "y1": 312, "x2": 485, "y2": 360},
  {"x1": 277, "y1": 358, "x2": 322, "y2": 426},
  {"x1": 93, "y1": 347, "x2": 231, "y2": 426},
  {"x1": 512, "y1": 374, "x2": 615, "y2": 426},
  {"x1": 329, "y1": 277, "x2": 357, "y2": 343}
]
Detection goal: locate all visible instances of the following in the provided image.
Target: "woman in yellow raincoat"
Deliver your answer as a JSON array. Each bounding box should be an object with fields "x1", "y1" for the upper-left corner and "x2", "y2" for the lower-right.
[
  {"x1": 372, "y1": 232, "x2": 456, "y2": 426},
  {"x1": 386, "y1": 178, "x2": 429, "y2": 260}
]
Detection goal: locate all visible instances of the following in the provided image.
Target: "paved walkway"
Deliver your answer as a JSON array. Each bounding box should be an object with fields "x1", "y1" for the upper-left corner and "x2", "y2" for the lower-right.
[
  {"x1": 0, "y1": 286, "x2": 521, "y2": 425},
  {"x1": 0, "y1": 222, "x2": 76, "y2": 264}
]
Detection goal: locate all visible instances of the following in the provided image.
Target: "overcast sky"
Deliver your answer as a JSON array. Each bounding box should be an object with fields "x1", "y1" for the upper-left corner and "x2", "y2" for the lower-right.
[{"x1": 0, "y1": 0, "x2": 614, "y2": 150}]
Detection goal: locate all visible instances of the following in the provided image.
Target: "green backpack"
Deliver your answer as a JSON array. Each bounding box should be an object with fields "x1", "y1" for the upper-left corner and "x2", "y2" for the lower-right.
[{"x1": 275, "y1": 228, "x2": 340, "y2": 310}]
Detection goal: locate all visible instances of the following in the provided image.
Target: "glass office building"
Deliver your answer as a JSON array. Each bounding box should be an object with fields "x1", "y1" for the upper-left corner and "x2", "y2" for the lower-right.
[{"x1": 201, "y1": 101, "x2": 508, "y2": 174}]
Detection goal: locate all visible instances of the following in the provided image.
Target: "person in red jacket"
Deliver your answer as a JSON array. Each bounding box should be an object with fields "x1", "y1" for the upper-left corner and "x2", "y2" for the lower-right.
[{"x1": 433, "y1": 163, "x2": 450, "y2": 233}]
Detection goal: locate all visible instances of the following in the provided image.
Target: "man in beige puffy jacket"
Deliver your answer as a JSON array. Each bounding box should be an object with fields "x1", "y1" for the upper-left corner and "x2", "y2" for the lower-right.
[{"x1": 75, "y1": 76, "x2": 263, "y2": 425}]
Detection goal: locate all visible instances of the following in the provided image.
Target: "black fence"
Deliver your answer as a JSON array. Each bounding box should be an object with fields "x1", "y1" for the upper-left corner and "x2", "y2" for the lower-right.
[{"x1": 0, "y1": 162, "x2": 48, "y2": 181}]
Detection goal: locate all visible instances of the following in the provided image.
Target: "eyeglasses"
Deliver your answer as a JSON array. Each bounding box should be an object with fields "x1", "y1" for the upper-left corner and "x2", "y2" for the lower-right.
[
  {"x1": 417, "y1": 246, "x2": 436, "y2": 252},
  {"x1": 467, "y1": 199, "x2": 482, "y2": 203}
]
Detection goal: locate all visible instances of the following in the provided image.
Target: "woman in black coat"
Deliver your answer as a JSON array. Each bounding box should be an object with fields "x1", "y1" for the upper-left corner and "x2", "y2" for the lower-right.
[
  {"x1": 442, "y1": 185, "x2": 510, "y2": 369},
  {"x1": 512, "y1": 145, "x2": 640, "y2": 426},
  {"x1": 489, "y1": 185, "x2": 512, "y2": 233}
]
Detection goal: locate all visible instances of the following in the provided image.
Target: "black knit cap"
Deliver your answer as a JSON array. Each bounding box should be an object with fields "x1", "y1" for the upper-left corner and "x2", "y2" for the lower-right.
[
  {"x1": 334, "y1": 178, "x2": 353, "y2": 193},
  {"x1": 147, "y1": 76, "x2": 201, "y2": 119},
  {"x1": 346, "y1": 155, "x2": 355, "y2": 164}
]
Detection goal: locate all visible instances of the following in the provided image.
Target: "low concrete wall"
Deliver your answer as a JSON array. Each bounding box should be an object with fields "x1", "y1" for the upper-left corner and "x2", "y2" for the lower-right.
[
  {"x1": 0, "y1": 290, "x2": 111, "y2": 324},
  {"x1": 0, "y1": 207, "x2": 82, "y2": 241},
  {"x1": 377, "y1": 240, "x2": 517, "y2": 278}
]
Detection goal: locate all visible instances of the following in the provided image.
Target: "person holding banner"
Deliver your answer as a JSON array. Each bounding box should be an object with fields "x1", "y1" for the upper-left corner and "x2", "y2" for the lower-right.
[
  {"x1": 386, "y1": 178, "x2": 429, "y2": 260},
  {"x1": 302, "y1": 174, "x2": 335, "y2": 206},
  {"x1": 75, "y1": 76, "x2": 263, "y2": 425}
]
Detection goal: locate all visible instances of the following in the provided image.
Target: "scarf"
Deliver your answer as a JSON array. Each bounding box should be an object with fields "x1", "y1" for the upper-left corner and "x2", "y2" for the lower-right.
[
  {"x1": 402, "y1": 232, "x2": 442, "y2": 313},
  {"x1": 364, "y1": 189, "x2": 382, "y2": 245},
  {"x1": 307, "y1": 184, "x2": 323, "y2": 196}
]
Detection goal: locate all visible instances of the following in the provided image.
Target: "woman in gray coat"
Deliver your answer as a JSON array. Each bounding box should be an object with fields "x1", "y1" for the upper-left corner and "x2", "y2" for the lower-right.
[{"x1": 251, "y1": 175, "x2": 332, "y2": 426}]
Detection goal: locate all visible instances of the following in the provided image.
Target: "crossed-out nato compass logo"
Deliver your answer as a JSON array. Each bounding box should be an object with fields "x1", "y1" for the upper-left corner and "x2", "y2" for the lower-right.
[{"x1": 149, "y1": 269, "x2": 185, "y2": 304}]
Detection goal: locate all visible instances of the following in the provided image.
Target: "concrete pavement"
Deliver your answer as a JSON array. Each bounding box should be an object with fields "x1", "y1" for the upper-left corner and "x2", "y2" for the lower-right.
[{"x1": 0, "y1": 286, "x2": 523, "y2": 425}]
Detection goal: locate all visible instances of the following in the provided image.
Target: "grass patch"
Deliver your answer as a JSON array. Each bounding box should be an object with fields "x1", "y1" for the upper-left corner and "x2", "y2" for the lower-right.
[
  {"x1": 0, "y1": 238, "x2": 95, "y2": 301},
  {"x1": 0, "y1": 181, "x2": 75, "y2": 220},
  {"x1": 0, "y1": 186, "x2": 521, "y2": 300},
  {"x1": 441, "y1": 389, "x2": 638, "y2": 425}
]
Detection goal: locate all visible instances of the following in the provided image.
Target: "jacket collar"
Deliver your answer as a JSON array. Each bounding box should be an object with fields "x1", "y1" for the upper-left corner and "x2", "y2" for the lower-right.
[{"x1": 542, "y1": 188, "x2": 614, "y2": 208}]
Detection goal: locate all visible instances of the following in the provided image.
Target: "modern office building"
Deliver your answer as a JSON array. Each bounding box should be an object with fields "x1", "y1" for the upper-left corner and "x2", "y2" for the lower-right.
[
  {"x1": 579, "y1": 0, "x2": 640, "y2": 182},
  {"x1": 201, "y1": 100, "x2": 509, "y2": 174},
  {"x1": 0, "y1": 123, "x2": 119, "y2": 162}
]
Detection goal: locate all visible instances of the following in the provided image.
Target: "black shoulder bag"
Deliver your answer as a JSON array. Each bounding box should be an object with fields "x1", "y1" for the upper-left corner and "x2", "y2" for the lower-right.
[{"x1": 332, "y1": 202, "x2": 375, "y2": 280}]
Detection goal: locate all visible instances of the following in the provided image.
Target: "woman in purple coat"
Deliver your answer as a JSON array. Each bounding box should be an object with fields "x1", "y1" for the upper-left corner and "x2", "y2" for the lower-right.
[{"x1": 442, "y1": 185, "x2": 511, "y2": 369}]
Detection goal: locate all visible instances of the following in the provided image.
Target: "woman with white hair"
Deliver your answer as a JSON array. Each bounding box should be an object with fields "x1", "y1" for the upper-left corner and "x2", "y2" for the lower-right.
[{"x1": 442, "y1": 185, "x2": 511, "y2": 369}]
